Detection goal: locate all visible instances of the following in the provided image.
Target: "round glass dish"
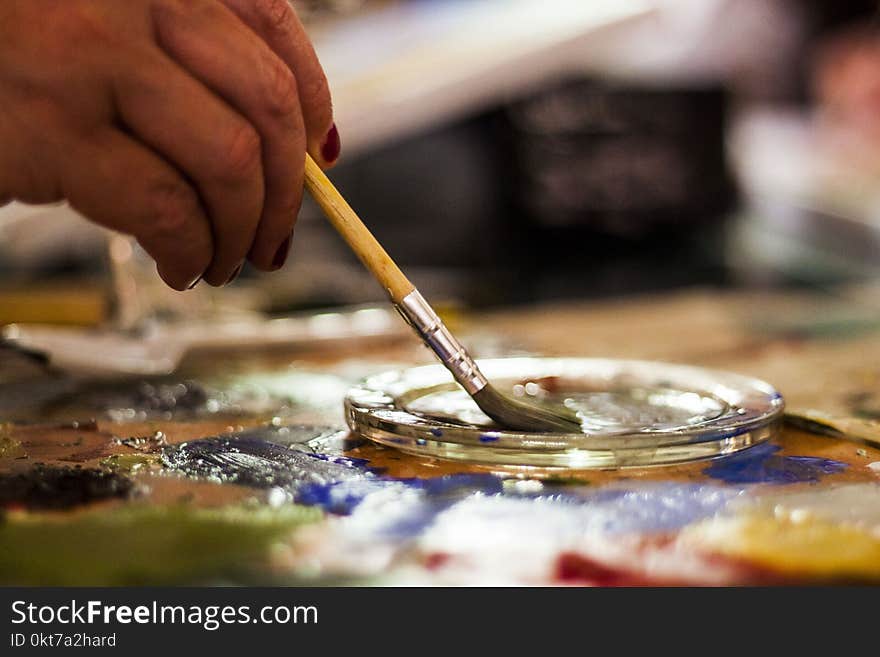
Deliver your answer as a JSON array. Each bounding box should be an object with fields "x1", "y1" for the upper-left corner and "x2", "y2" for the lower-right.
[{"x1": 345, "y1": 357, "x2": 785, "y2": 469}]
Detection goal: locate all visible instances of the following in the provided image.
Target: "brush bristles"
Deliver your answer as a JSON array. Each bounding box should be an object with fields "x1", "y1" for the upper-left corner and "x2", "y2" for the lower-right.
[{"x1": 472, "y1": 384, "x2": 583, "y2": 433}]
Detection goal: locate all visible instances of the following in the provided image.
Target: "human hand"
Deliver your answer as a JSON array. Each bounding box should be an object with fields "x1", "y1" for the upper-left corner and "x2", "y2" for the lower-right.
[{"x1": 0, "y1": 0, "x2": 339, "y2": 289}]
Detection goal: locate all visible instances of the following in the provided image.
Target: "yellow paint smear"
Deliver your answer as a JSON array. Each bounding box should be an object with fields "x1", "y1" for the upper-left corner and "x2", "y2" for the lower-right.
[{"x1": 681, "y1": 515, "x2": 880, "y2": 581}]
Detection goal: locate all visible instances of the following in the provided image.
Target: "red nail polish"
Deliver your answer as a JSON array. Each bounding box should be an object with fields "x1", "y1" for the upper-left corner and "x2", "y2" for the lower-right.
[
  {"x1": 186, "y1": 275, "x2": 202, "y2": 290},
  {"x1": 225, "y1": 263, "x2": 243, "y2": 285},
  {"x1": 321, "y1": 123, "x2": 340, "y2": 164},
  {"x1": 272, "y1": 235, "x2": 292, "y2": 270}
]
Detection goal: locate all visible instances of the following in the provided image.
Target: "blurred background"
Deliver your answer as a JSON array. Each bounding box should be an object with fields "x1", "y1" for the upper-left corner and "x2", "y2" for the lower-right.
[{"x1": 2, "y1": 0, "x2": 879, "y2": 328}]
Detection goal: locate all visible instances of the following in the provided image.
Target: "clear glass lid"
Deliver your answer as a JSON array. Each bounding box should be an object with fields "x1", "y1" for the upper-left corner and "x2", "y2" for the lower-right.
[{"x1": 345, "y1": 357, "x2": 785, "y2": 469}]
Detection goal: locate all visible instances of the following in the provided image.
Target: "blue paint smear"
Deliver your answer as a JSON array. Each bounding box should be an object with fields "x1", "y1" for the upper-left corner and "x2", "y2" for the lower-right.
[
  {"x1": 479, "y1": 434, "x2": 500, "y2": 443},
  {"x1": 430, "y1": 428, "x2": 443, "y2": 437},
  {"x1": 307, "y1": 452, "x2": 371, "y2": 468},
  {"x1": 162, "y1": 427, "x2": 766, "y2": 543},
  {"x1": 296, "y1": 479, "x2": 389, "y2": 515},
  {"x1": 293, "y1": 472, "x2": 737, "y2": 541},
  {"x1": 295, "y1": 473, "x2": 504, "y2": 518},
  {"x1": 703, "y1": 443, "x2": 847, "y2": 484},
  {"x1": 400, "y1": 473, "x2": 504, "y2": 496},
  {"x1": 571, "y1": 484, "x2": 738, "y2": 534},
  {"x1": 425, "y1": 483, "x2": 740, "y2": 537}
]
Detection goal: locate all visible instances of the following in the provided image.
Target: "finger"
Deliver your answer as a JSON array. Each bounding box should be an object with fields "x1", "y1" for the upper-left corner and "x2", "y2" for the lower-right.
[
  {"x1": 151, "y1": 0, "x2": 304, "y2": 271},
  {"x1": 58, "y1": 128, "x2": 213, "y2": 291},
  {"x1": 219, "y1": 0, "x2": 338, "y2": 167},
  {"x1": 112, "y1": 53, "x2": 264, "y2": 286},
  {"x1": 0, "y1": 118, "x2": 16, "y2": 205},
  {"x1": 0, "y1": 104, "x2": 66, "y2": 205}
]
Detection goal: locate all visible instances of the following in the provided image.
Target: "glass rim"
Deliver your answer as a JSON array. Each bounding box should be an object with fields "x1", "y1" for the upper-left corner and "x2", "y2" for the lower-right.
[{"x1": 344, "y1": 357, "x2": 785, "y2": 469}]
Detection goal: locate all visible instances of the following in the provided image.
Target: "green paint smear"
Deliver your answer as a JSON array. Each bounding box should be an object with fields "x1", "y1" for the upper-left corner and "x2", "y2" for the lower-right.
[{"x1": 0, "y1": 504, "x2": 321, "y2": 585}]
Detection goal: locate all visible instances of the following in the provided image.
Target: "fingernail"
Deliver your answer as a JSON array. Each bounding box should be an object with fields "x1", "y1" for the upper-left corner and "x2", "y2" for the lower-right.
[
  {"x1": 225, "y1": 263, "x2": 243, "y2": 286},
  {"x1": 186, "y1": 275, "x2": 202, "y2": 290},
  {"x1": 321, "y1": 123, "x2": 341, "y2": 164},
  {"x1": 272, "y1": 234, "x2": 292, "y2": 270}
]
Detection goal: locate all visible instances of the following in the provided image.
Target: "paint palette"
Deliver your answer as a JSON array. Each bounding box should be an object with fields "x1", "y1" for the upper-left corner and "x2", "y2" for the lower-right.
[{"x1": 345, "y1": 357, "x2": 785, "y2": 468}]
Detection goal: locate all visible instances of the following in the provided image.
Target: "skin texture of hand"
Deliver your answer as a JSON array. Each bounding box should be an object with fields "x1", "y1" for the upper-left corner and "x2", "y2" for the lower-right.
[{"x1": 0, "y1": 0, "x2": 338, "y2": 289}]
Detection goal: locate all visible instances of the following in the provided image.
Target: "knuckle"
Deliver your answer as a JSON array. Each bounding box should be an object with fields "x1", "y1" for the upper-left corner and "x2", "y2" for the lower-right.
[
  {"x1": 261, "y1": 55, "x2": 300, "y2": 118},
  {"x1": 145, "y1": 179, "x2": 200, "y2": 238},
  {"x1": 216, "y1": 124, "x2": 262, "y2": 183},
  {"x1": 254, "y1": 0, "x2": 296, "y2": 37}
]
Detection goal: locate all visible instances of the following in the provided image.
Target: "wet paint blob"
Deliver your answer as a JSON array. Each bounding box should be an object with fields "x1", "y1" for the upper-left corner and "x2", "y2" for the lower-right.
[
  {"x1": 161, "y1": 433, "x2": 371, "y2": 492},
  {"x1": 0, "y1": 465, "x2": 135, "y2": 510},
  {"x1": 703, "y1": 444, "x2": 847, "y2": 485}
]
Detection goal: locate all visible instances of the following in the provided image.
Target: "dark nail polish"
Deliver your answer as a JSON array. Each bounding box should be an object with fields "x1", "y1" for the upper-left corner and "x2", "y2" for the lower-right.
[
  {"x1": 321, "y1": 123, "x2": 340, "y2": 164},
  {"x1": 272, "y1": 235, "x2": 292, "y2": 270},
  {"x1": 225, "y1": 263, "x2": 243, "y2": 285},
  {"x1": 186, "y1": 275, "x2": 202, "y2": 290}
]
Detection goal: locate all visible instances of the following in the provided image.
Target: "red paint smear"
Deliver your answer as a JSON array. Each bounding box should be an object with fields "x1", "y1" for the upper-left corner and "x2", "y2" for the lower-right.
[
  {"x1": 424, "y1": 553, "x2": 451, "y2": 570},
  {"x1": 555, "y1": 545, "x2": 806, "y2": 587},
  {"x1": 555, "y1": 535, "x2": 697, "y2": 586},
  {"x1": 555, "y1": 552, "x2": 694, "y2": 587}
]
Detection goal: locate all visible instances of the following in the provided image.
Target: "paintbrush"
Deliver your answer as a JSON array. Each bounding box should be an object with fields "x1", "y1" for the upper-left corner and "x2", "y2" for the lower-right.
[{"x1": 303, "y1": 155, "x2": 582, "y2": 433}]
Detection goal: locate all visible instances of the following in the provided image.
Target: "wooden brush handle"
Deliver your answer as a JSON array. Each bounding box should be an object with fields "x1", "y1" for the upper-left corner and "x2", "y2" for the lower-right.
[
  {"x1": 303, "y1": 155, "x2": 490, "y2": 396},
  {"x1": 304, "y1": 155, "x2": 414, "y2": 303}
]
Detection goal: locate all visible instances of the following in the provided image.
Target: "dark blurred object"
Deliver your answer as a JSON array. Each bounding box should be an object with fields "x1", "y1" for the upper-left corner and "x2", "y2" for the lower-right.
[
  {"x1": 324, "y1": 78, "x2": 737, "y2": 307},
  {"x1": 497, "y1": 80, "x2": 737, "y2": 303},
  {"x1": 806, "y1": 1, "x2": 879, "y2": 25},
  {"x1": 504, "y1": 80, "x2": 734, "y2": 237}
]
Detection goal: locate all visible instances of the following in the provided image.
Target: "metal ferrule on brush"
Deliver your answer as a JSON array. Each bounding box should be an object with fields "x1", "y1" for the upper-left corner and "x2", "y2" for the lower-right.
[{"x1": 396, "y1": 290, "x2": 489, "y2": 395}]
